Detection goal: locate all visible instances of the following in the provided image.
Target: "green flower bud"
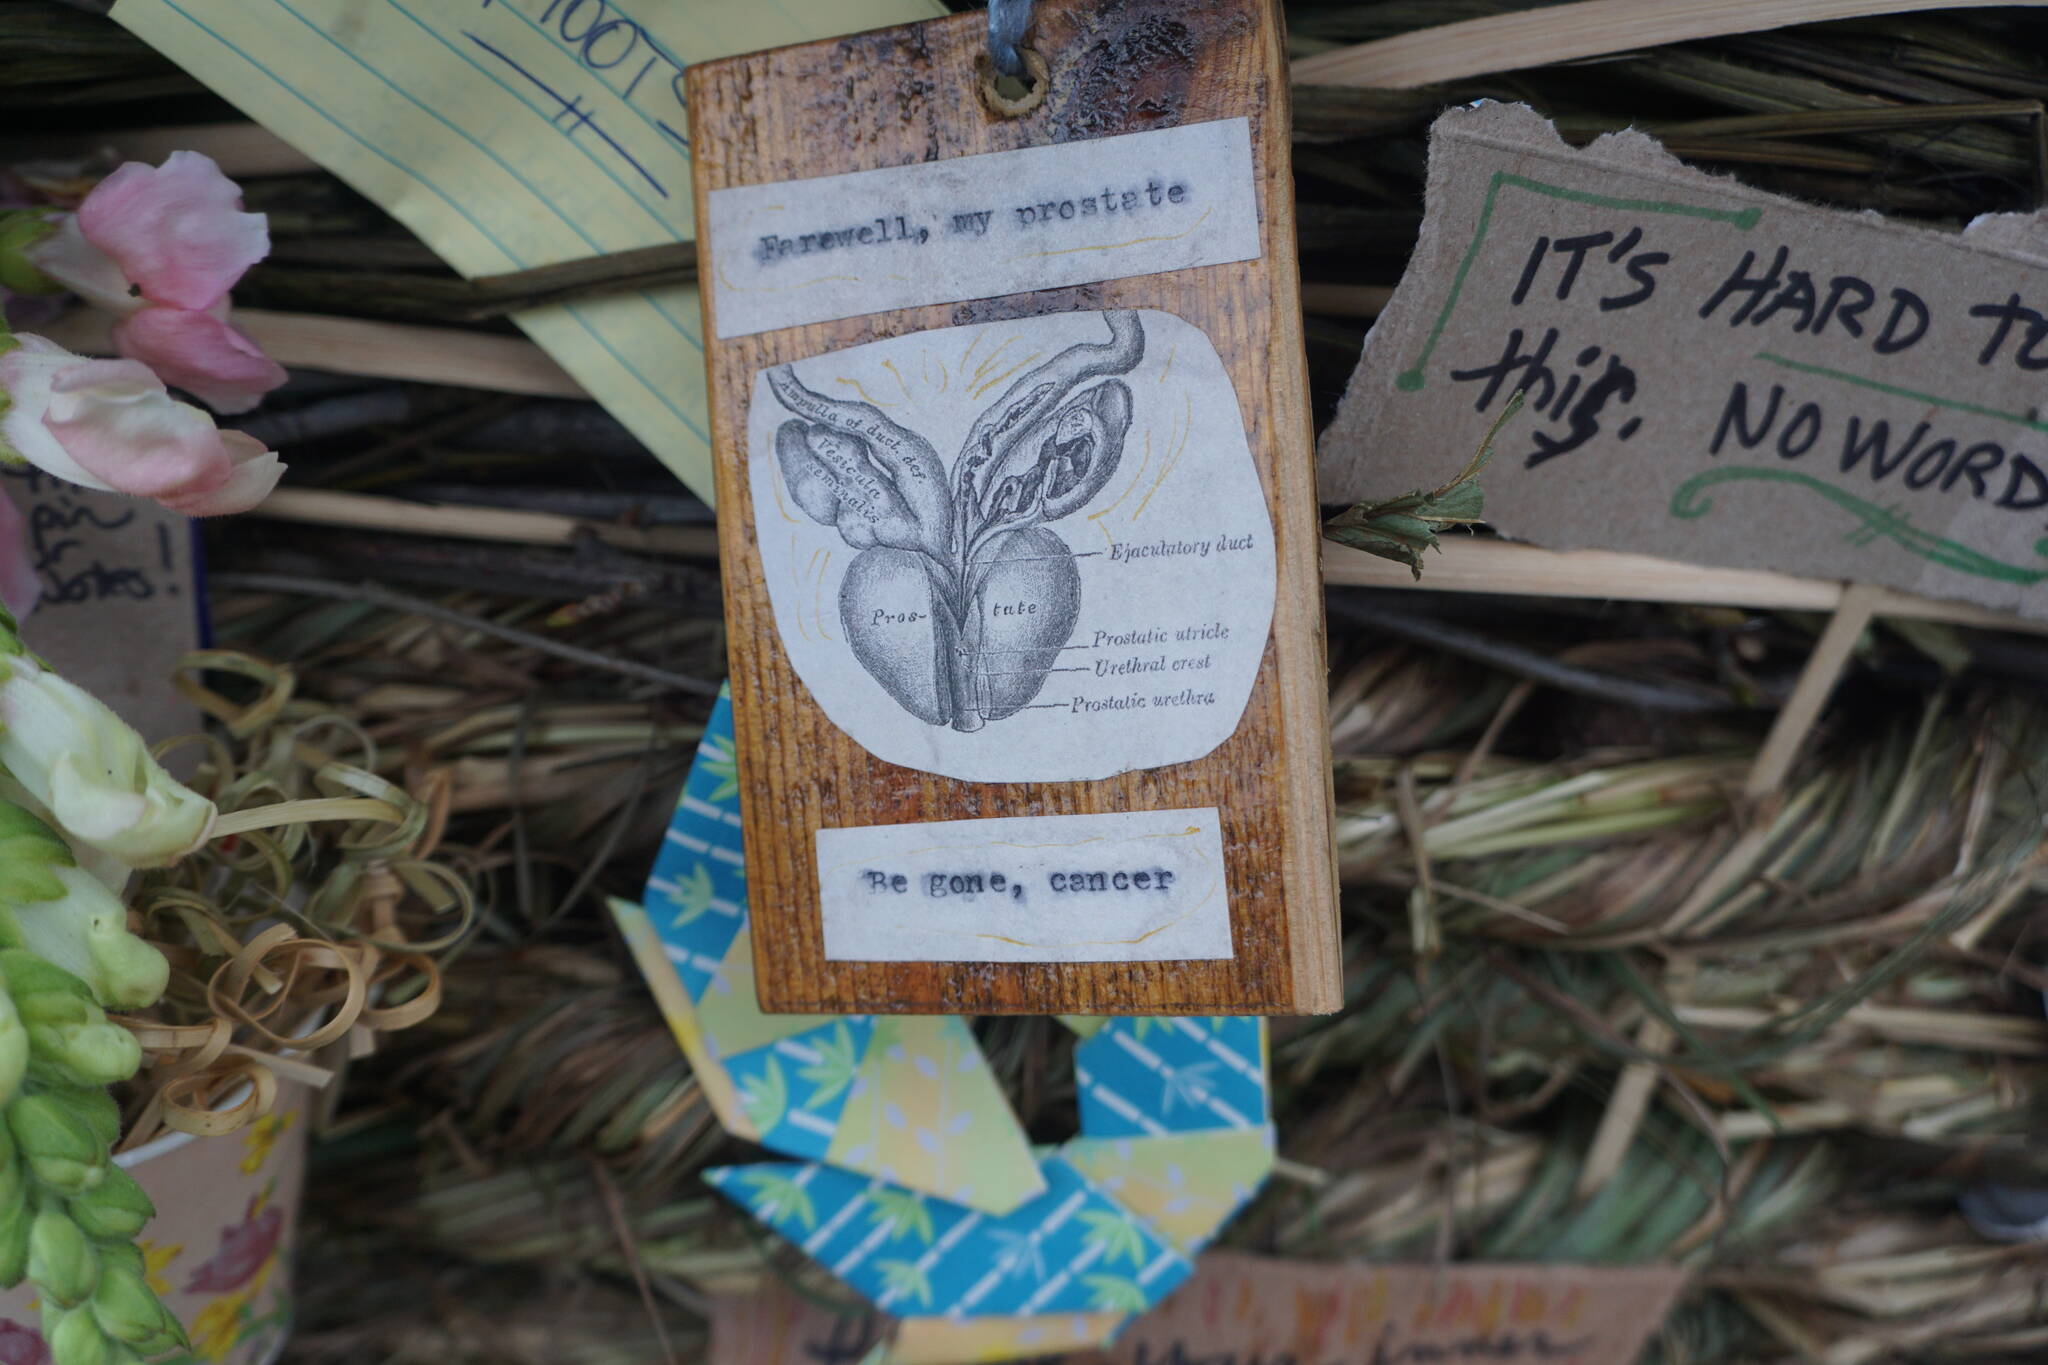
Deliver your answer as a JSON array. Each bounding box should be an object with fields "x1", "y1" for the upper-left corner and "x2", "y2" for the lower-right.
[
  {"x1": 0, "y1": 653, "x2": 215, "y2": 869},
  {"x1": 42, "y1": 1303, "x2": 110, "y2": 1365},
  {"x1": 27, "y1": 1201, "x2": 96, "y2": 1306},
  {"x1": 0, "y1": 1189, "x2": 31, "y2": 1287},
  {"x1": 0, "y1": 988, "x2": 26, "y2": 1111},
  {"x1": 0, "y1": 869, "x2": 168, "y2": 1013},
  {"x1": 1, "y1": 952, "x2": 94, "y2": 1016},
  {"x1": 90, "y1": 1259, "x2": 181, "y2": 1354},
  {"x1": 13, "y1": 992, "x2": 90, "y2": 1029},
  {"x1": 0, "y1": 802, "x2": 71, "y2": 907},
  {"x1": 66, "y1": 1166, "x2": 151, "y2": 1242},
  {"x1": 7, "y1": 1092, "x2": 107, "y2": 1194},
  {"x1": 36, "y1": 1085, "x2": 118, "y2": 1150},
  {"x1": 0, "y1": 211, "x2": 62, "y2": 298},
  {"x1": 0, "y1": 1124, "x2": 21, "y2": 1208},
  {"x1": 24, "y1": 1021, "x2": 139, "y2": 1088}
]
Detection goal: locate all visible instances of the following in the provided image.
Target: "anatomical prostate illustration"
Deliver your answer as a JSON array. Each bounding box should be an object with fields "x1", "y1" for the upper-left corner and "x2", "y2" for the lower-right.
[{"x1": 766, "y1": 312, "x2": 1144, "y2": 731}]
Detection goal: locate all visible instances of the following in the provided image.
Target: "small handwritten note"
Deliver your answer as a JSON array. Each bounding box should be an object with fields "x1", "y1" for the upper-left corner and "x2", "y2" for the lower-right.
[
  {"x1": 711, "y1": 1253, "x2": 1690, "y2": 1365},
  {"x1": 1322, "y1": 102, "x2": 2048, "y2": 620},
  {"x1": 706, "y1": 119, "x2": 1261, "y2": 337},
  {"x1": 110, "y1": 0, "x2": 949, "y2": 505},
  {"x1": 818, "y1": 808, "x2": 1230, "y2": 964},
  {"x1": 3, "y1": 472, "x2": 200, "y2": 743}
]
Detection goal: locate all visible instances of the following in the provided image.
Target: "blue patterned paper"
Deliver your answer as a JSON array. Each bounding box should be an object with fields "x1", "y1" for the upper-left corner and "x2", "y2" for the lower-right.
[
  {"x1": 1074, "y1": 1016, "x2": 1268, "y2": 1138},
  {"x1": 641, "y1": 689, "x2": 748, "y2": 1000},
  {"x1": 632, "y1": 685, "x2": 1274, "y2": 1339},
  {"x1": 723, "y1": 1017, "x2": 877, "y2": 1160},
  {"x1": 706, "y1": 1155, "x2": 1194, "y2": 1318}
]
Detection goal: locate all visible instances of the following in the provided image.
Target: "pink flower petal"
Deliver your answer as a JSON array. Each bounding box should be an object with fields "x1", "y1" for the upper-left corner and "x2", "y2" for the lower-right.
[
  {"x1": 112, "y1": 307, "x2": 286, "y2": 414},
  {"x1": 42, "y1": 362, "x2": 233, "y2": 502},
  {"x1": 18, "y1": 214, "x2": 135, "y2": 315},
  {"x1": 156, "y1": 431, "x2": 282, "y2": 516},
  {"x1": 0, "y1": 490, "x2": 41, "y2": 620},
  {"x1": 0, "y1": 340, "x2": 134, "y2": 493},
  {"x1": 76, "y1": 151, "x2": 268, "y2": 311}
]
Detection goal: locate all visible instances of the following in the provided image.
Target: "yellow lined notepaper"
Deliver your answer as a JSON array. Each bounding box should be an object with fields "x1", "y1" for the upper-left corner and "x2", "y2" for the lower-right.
[{"x1": 110, "y1": 0, "x2": 947, "y2": 504}]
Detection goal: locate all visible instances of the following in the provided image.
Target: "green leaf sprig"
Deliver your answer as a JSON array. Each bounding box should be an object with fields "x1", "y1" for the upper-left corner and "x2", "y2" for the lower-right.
[{"x1": 1324, "y1": 390, "x2": 1525, "y2": 579}]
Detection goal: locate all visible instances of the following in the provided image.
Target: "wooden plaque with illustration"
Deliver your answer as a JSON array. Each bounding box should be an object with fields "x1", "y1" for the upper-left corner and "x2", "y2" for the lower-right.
[{"x1": 687, "y1": 0, "x2": 1338, "y2": 1014}]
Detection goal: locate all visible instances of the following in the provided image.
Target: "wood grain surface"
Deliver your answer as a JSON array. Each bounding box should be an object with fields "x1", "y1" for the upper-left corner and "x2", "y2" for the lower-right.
[{"x1": 688, "y1": 0, "x2": 1339, "y2": 1015}]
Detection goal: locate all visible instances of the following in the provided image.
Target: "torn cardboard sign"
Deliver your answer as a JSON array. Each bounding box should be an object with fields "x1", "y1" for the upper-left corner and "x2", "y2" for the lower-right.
[
  {"x1": 711, "y1": 1252, "x2": 1690, "y2": 1365},
  {"x1": 1320, "y1": 102, "x2": 2048, "y2": 619},
  {"x1": 3, "y1": 470, "x2": 200, "y2": 744}
]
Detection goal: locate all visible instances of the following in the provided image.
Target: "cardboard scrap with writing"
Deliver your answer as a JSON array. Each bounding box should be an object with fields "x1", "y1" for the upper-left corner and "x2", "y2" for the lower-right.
[
  {"x1": 687, "y1": 0, "x2": 1338, "y2": 1014},
  {"x1": 710, "y1": 1252, "x2": 1691, "y2": 1365},
  {"x1": 3, "y1": 470, "x2": 200, "y2": 743},
  {"x1": 1321, "y1": 101, "x2": 2048, "y2": 620}
]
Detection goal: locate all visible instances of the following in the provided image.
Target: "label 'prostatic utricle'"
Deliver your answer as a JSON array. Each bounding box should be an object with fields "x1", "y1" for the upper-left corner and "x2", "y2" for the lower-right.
[{"x1": 750, "y1": 309, "x2": 1275, "y2": 784}]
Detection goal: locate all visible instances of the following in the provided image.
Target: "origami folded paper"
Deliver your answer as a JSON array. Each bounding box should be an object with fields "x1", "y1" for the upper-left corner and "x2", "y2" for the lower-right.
[{"x1": 611, "y1": 686, "x2": 1274, "y2": 1359}]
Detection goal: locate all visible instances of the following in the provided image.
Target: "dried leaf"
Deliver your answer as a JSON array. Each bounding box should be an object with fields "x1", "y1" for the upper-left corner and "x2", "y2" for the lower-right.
[{"x1": 1323, "y1": 390, "x2": 1523, "y2": 578}]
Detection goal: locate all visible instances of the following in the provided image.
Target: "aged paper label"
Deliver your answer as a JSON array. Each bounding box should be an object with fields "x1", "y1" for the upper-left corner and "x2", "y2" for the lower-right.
[
  {"x1": 707, "y1": 119, "x2": 1260, "y2": 337},
  {"x1": 817, "y1": 808, "x2": 1230, "y2": 963},
  {"x1": 1322, "y1": 101, "x2": 2048, "y2": 619},
  {"x1": 4, "y1": 471, "x2": 200, "y2": 744},
  {"x1": 711, "y1": 1252, "x2": 1690, "y2": 1365},
  {"x1": 752, "y1": 310, "x2": 1274, "y2": 783}
]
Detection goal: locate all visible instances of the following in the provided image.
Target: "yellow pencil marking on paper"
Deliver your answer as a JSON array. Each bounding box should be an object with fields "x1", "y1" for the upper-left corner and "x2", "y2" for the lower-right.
[
  {"x1": 959, "y1": 331, "x2": 985, "y2": 373},
  {"x1": 1130, "y1": 391, "x2": 1195, "y2": 521},
  {"x1": 970, "y1": 351, "x2": 1043, "y2": 399},
  {"x1": 1009, "y1": 206, "x2": 1215, "y2": 260},
  {"x1": 835, "y1": 376, "x2": 896, "y2": 407},
  {"x1": 1088, "y1": 429, "x2": 1154, "y2": 550},
  {"x1": 769, "y1": 462, "x2": 802, "y2": 524},
  {"x1": 1158, "y1": 344, "x2": 1177, "y2": 385},
  {"x1": 788, "y1": 535, "x2": 813, "y2": 642},
  {"x1": 910, "y1": 914, "x2": 1196, "y2": 949},
  {"x1": 882, "y1": 358, "x2": 914, "y2": 403},
  {"x1": 814, "y1": 549, "x2": 836, "y2": 641},
  {"x1": 970, "y1": 335, "x2": 1018, "y2": 385},
  {"x1": 818, "y1": 825, "x2": 1207, "y2": 877},
  {"x1": 716, "y1": 258, "x2": 863, "y2": 294},
  {"x1": 922, "y1": 350, "x2": 949, "y2": 395}
]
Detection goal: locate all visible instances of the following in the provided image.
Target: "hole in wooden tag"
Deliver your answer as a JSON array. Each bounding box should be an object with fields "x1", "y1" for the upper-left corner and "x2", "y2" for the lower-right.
[{"x1": 978, "y1": 46, "x2": 1049, "y2": 117}]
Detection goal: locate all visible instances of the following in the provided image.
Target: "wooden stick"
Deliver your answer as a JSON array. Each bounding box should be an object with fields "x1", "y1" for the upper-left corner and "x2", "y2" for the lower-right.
[
  {"x1": 1300, "y1": 282, "x2": 1394, "y2": 318},
  {"x1": 1290, "y1": 0, "x2": 2048, "y2": 89},
  {"x1": 1744, "y1": 582, "x2": 1883, "y2": 799},
  {"x1": 208, "y1": 571, "x2": 720, "y2": 696},
  {"x1": 40, "y1": 308, "x2": 587, "y2": 399},
  {"x1": 1578, "y1": 1017, "x2": 1673, "y2": 1198},
  {"x1": 0, "y1": 122, "x2": 316, "y2": 177},
  {"x1": 254, "y1": 488, "x2": 716, "y2": 559},
  {"x1": 1324, "y1": 540, "x2": 2048, "y2": 638},
  {"x1": 254, "y1": 492, "x2": 2048, "y2": 644},
  {"x1": 1326, "y1": 538, "x2": 1835, "y2": 608},
  {"x1": 39, "y1": 311, "x2": 2033, "y2": 647}
]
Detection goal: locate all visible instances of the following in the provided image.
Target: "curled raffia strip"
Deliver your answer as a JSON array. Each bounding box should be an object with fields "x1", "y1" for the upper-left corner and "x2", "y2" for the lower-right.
[{"x1": 114, "y1": 650, "x2": 480, "y2": 1147}]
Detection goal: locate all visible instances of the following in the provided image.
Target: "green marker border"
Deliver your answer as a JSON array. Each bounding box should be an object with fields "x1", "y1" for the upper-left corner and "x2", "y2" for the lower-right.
[
  {"x1": 1397, "y1": 171, "x2": 1761, "y2": 392},
  {"x1": 1754, "y1": 351, "x2": 2048, "y2": 436},
  {"x1": 1670, "y1": 465, "x2": 2048, "y2": 585}
]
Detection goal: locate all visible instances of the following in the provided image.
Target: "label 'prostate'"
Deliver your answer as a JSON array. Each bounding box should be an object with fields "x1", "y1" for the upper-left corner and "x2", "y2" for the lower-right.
[{"x1": 840, "y1": 525, "x2": 1081, "y2": 729}]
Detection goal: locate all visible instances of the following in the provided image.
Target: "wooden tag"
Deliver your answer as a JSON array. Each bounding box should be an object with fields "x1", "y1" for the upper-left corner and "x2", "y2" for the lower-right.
[{"x1": 687, "y1": 0, "x2": 1338, "y2": 1014}]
